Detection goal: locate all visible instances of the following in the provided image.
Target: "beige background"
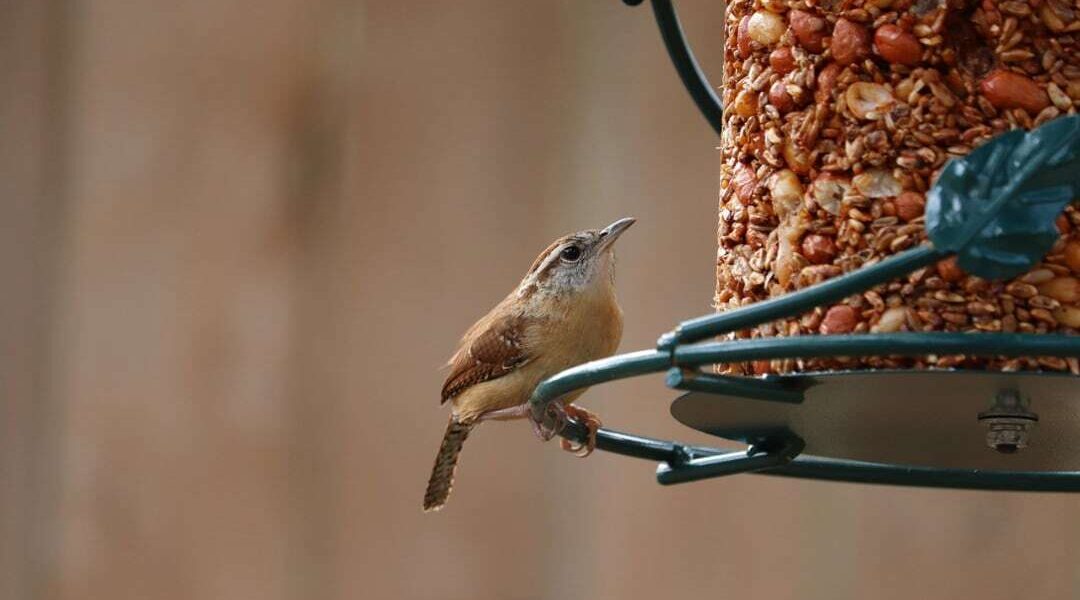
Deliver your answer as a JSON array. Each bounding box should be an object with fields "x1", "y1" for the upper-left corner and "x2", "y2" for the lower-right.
[{"x1": 3, "y1": 1, "x2": 1080, "y2": 599}]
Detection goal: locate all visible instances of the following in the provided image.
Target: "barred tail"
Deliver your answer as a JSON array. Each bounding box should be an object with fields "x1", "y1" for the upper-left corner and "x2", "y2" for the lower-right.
[{"x1": 423, "y1": 418, "x2": 476, "y2": 512}]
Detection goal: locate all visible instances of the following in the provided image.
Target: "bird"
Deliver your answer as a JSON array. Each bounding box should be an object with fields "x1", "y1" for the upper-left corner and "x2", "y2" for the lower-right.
[{"x1": 423, "y1": 218, "x2": 635, "y2": 512}]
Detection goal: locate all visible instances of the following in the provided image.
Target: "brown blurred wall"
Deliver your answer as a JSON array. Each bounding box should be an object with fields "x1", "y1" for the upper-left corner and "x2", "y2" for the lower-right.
[{"x1": 2, "y1": 1, "x2": 1080, "y2": 600}]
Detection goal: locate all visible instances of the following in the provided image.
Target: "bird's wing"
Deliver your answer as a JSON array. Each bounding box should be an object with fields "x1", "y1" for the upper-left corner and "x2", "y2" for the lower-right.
[{"x1": 441, "y1": 312, "x2": 532, "y2": 404}]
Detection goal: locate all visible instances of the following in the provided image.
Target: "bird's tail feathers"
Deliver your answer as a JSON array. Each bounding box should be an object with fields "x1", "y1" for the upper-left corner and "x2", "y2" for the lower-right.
[{"x1": 423, "y1": 417, "x2": 476, "y2": 512}]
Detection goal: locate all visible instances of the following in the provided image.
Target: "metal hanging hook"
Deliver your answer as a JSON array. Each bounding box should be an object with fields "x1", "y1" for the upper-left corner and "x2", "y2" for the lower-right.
[{"x1": 624, "y1": 0, "x2": 724, "y2": 136}]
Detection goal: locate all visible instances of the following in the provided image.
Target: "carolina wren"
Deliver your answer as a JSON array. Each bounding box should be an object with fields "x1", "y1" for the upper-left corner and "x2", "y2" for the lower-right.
[{"x1": 423, "y1": 218, "x2": 635, "y2": 511}]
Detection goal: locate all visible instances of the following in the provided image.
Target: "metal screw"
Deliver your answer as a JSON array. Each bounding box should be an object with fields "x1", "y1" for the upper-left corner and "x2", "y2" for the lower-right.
[{"x1": 978, "y1": 390, "x2": 1038, "y2": 454}]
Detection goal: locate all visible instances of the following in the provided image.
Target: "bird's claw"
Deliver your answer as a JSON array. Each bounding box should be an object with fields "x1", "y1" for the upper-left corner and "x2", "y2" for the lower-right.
[
  {"x1": 558, "y1": 404, "x2": 602, "y2": 458},
  {"x1": 530, "y1": 403, "x2": 601, "y2": 457}
]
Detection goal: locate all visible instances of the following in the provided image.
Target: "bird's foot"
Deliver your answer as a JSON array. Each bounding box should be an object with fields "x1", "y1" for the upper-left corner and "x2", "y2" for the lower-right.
[
  {"x1": 528, "y1": 403, "x2": 601, "y2": 456},
  {"x1": 559, "y1": 404, "x2": 602, "y2": 458},
  {"x1": 531, "y1": 403, "x2": 565, "y2": 442}
]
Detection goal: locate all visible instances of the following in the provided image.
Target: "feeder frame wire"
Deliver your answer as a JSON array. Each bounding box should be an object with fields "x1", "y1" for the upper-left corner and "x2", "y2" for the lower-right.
[{"x1": 625, "y1": 0, "x2": 724, "y2": 137}]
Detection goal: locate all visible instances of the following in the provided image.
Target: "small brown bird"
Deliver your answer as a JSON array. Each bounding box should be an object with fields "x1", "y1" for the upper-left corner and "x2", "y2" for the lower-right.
[{"x1": 423, "y1": 218, "x2": 635, "y2": 512}]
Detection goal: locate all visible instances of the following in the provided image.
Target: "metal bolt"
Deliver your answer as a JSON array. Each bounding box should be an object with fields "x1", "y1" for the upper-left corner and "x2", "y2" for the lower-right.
[{"x1": 978, "y1": 390, "x2": 1038, "y2": 454}]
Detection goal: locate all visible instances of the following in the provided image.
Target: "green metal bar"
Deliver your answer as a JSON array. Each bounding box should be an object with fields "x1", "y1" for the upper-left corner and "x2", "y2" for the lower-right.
[
  {"x1": 673, "y1": 333, "x2": 1080, "y2": 367},
  {"x1": 568, "y1": 421, "x2": 807, "y2": 485},
  {"x1": 666, "y1": 367, "x2": 805, "y2": 403},
  {"x1": 593, "y1": 427, "x2": 695, "y2": 463},
  {"x1": 528, "y1": 349, "x2": 669, "y2": 423},
  {"x1": 657, "y1": 245, "x2": 944, "y2": 349},
  {"x1": 648, "y1": 0, "x2": 725, "y2": 137},
  {"x1": 770, "y1": 456, "x2": 1080, "y2": 492},
  {"x1": 656, "y1": 434, "x2": 805, "y2": 485},
  {"x1": 581, "y1": 425, "x2": 726, "y2": 462}
]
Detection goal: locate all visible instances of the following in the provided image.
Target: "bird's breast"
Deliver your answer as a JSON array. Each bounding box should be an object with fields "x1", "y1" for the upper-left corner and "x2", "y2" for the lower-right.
[{"x1": 534, "y1": 287, "x2": 623, "y2": 371}]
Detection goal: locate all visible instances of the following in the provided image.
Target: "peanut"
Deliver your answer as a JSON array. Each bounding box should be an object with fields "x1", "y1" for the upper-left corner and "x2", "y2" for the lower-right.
[
  {"x1": 801, "y1": 234, "x2": 837, "y2": 264},
  {"x1": 769, "y1": 47, "x2": 796, "y2": 74},
  {"x1": 831, "y1": 19, "x2": 870, "y2": 66},
  {"x1": 747, "y1": 11, "x2": 786, "y2": 47},
  {"x1": 980, "y1": 70, "x2": 1050, "y2": 113},
  {"x1": 768, "y1": 81, "x2": 795, "y2": 113},
  {"x1": 845, "y1": 82, "x2": 894, "y2": 120},
  {"x1": 895, "y1": 192, "x2": 925, "y2": 222},
  {"x1": 873, "y1": 24, "x2": 921, "y2": 66},
  {"x1": 821, "y1": 305, "x2": 857, "y2": 334},
  {"x1": 936, "y1": 257, "x2": 965, "y2": 283},
  {"x1": 790, "y1": 10, "x2": 826, "y2": 53},
  {"x1": 815, "y1": 62, "x2": 842, "y2": 103}
]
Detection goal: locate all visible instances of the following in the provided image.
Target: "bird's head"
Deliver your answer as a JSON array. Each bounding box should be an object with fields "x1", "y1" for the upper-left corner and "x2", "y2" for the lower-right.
[{"x1": 517, "y1": 217, "x2": 635, "y2": 297}]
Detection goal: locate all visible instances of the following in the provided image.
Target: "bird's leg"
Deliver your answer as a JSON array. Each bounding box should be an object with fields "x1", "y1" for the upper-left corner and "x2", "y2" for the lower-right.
[
  {"x1": 558, "y1": 404, "x2": 602, "y2": 458},
  {"x1": 475, "y1": 403, "x2": 531, "y2": 422},
  {"x1": 477, "y1": 403, "x2": 561, "y2": 441}
]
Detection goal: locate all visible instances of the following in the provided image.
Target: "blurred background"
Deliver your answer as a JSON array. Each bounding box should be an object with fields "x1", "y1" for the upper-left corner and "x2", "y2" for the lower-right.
[{"x1": 3, "y1": 1, "x2": 1080, "y2": 599}]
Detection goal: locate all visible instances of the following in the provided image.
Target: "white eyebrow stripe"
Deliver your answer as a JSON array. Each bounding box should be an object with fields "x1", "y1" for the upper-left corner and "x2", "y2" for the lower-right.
[{"x1": 517, "y1": 246, "x2": 563, "y2": 294}]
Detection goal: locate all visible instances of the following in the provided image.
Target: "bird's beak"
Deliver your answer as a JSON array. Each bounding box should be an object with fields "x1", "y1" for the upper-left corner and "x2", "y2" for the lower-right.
[{"x1": 597, "y1": 217, "x2": 636, "y2": 250}]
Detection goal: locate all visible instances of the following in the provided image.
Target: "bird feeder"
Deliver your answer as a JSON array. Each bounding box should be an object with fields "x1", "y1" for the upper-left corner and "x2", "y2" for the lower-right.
[{"x1": 529, "y1": 0, "x2": 1080, "y2": 491}]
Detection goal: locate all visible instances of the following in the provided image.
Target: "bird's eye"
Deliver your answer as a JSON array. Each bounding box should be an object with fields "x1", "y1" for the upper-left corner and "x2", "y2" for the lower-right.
[{"x1": 560, "y1": 245, "x2": 583, "y2": 262}]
